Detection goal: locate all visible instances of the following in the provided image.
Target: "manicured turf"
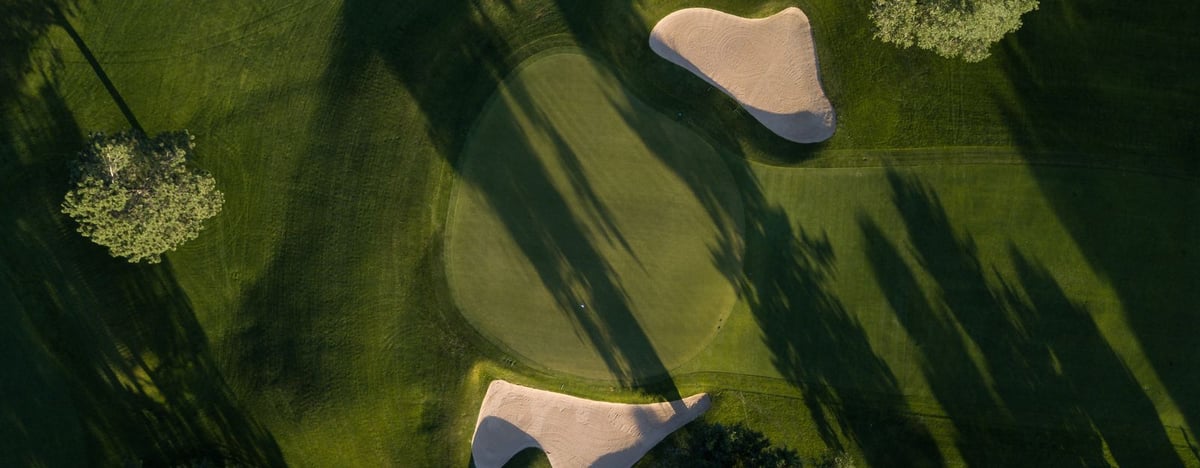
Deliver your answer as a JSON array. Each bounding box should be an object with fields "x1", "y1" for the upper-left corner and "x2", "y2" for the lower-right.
[
  {"x1": 448, "y1": 49, "x2": 1199, "y2": 465},
  {"x1": 446, "y1": 51, "x2": 743, "y2": 381},
  {"x1": 1, "y1": 0, "x2": 1197, "y2": 466},
  {"x1": 681, "y1": 159, "x2": 1198, "y2": 465}
]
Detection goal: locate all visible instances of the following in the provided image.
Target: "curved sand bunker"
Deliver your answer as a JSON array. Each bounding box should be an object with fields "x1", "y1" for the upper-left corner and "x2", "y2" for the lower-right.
[
  {"x1": 650, "y1": 7, "x2": 836, "y2": 143},
  {"x1": 471, "y1": 381, "x2": 710, "y2": 467}
]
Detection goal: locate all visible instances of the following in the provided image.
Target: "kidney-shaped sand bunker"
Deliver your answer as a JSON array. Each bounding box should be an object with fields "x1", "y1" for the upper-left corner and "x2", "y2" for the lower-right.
[
  {"x1": 445, "y1": 51, "x2": 743, "y2": 381},
  {"x1": 650, "y1": 7, "x2": 836, "y2": 143}
]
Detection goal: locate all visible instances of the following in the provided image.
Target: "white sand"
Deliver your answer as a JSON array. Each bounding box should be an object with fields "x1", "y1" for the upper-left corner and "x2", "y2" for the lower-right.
[
  {"x1": 649, "y1": 7, "x2": 836, "y2": 143},
  {"x1": 471, "y1": 380, "x2": 710, "y2": 468}
]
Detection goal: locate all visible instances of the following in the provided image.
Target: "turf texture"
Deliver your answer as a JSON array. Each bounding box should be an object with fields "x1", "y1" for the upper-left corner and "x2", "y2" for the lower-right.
[
  {"x1": 446, "y1": 51, "x2": 743, "y2": 382},
  {"x1": 1, "y1": 0, "x2": 1197, "y2": 466}
]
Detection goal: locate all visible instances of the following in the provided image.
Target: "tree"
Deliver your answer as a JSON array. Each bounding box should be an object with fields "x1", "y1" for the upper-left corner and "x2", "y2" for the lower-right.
[
  {"x1": 644, "y1": 422, "x2": 804, "y2": 467},
  {"x1": 62, "y1": 130, "x2": 224, "y2": 263},
  {"x1": 870, "y1": 0, "x2": 1039, "y2": 62}
]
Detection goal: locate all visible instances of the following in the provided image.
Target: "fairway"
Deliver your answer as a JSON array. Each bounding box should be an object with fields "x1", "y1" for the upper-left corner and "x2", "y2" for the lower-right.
[
  {"x1": 446, "y1": 51, "x2": 744, "y2": 381},
  {"x1": 673, "y1": 158, "x2": 1199, "y2": 464},
  {"x1": 3, "y1": 0, "x2": 1199, "y2": 466}
]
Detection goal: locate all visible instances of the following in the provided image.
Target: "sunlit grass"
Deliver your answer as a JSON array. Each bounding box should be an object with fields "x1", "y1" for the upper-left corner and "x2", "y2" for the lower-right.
[{"x1": 1, "y1": 0, "x2": 1196, "y2": 465}]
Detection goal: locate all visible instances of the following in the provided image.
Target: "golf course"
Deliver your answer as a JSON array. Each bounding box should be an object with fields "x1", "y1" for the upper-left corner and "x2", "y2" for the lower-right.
[{"x1": 2, "y1": 0, "x2": 1197, "y2": 466}]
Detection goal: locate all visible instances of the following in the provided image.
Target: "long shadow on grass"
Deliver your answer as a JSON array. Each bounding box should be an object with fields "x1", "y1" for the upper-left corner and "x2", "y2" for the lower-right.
[
  {"x1": 218, "y1": 77, "x2": 394, "y2": 412},
  {"x1": 860, "y1": 170, "x2": 1181, "y2": 466},
  {"x1": 996, "y1": 0, "x2": 1200, "y2": 442},
  {"x1": 220, "y1": 0, "x2": 580, "y2": 431},
  {"x1": 220, "y1": 38, "x2": 388, "y2": 418},
  {"x1": 462, "y1": 79, "x2": 682, "y2": 397},
  {"x1": 347, "y1": 0, "x2": 936, "y2": 459},
  {"x1": 735, "y1": 183, "x2": 943, "y2": 467},
  {"x1": 549, "y1": 0, "x2": 830, "y2": 163},
  {"x1": 329, "y1": 0, "x2": 693, "y2": 401},
  {"x1": 331, "y1": 1, "x2": 936, "y2": 462},
  {"x1": 213, "y1": 4, "x2": 541, "y2": 455},
  {"x1": 0, "y1": 56, "x2": 284, "y2": 466},
  {"x1": 0, "y1": 1, "x2": 139, "y2": 132},
  {"x1": 596, "y1": 26, "x2": 941, "y2": 463},
  {"x1": 336, "y1": 0, "x2": 522, "y2": 161},
  {"x1": 619, "y1": 77, "x2": 943, "y2": 459},
  {"x1": 52, "y1": 4, "x2": 142, "y2": 133},
  {"x1": 0, "y1": 0, "x2": 74, "y2": 107}
]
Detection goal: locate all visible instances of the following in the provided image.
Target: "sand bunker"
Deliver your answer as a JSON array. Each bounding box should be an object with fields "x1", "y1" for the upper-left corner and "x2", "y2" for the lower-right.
[
  {"x1": 471, "y1": 381, "x2": 710, "y2": 467},
  {"x1": 650, "y1": 7, "x2": 836, "y2": 143}
]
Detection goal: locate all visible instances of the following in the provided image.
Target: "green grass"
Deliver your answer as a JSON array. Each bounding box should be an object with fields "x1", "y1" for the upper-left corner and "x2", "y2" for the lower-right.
[
  {"x1": 1, "y1": 0, "x2": 1197, "y2": 466},
  {"x1": 688, "y1": 160, "x2": 1198, "y2": 465},
  {"x1": 446, "y1": 50, "x2": 1199, "y2": 466},
  {"x1": 446, "y1": 50, "x2": 743, "y2": 382}
]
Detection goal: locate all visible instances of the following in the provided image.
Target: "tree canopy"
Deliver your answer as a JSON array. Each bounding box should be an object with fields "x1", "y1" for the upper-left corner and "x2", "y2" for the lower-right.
[
  {"x1": 645, "y1": 422, "x2": 804, "y2": 467},
  {"x1": 62, "y1": 130, "x2": 224, "y2": 264},
  {"x1": 870, "y1": 0, "x2": 1039, "y2": 62}
]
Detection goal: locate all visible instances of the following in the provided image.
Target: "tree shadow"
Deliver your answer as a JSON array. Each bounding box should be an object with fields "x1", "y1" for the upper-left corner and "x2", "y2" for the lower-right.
[
  {"x1": 0, "y1": 0, "x2": 69, "y2": 108},
  {"x1": 0, "y1": 1, "x2": 139, "y2": 132},
  {"x1": 220, "y1": 26, "x2": 389, "y2": 413},
  {"x1": 223, "y1": 230, "x2": 362, "y2": 415},
  {"x1": 499, "y1": 447, "x2": 551, "y2": 468},
  {"x1": 217, "y1": 67, "x2": 391, "y2": 410},
  {"x1": 1006, "y1": 245, "x2": 1183, "y2": 465},
  {"x1": 860, "y1": 169, "x2": 1183, "y2": 466},
  {"x1": 550, "y1": 0, "x2": 829, "y2": 162},
  {"x1": 461, "y1": 58, "x2": 687, "y2": 400},
  {"x1": 51, "y1": 3, "x2": 142, "y2": 133},
  {"x1": 573, "y1": 20, "x2": 946, "y2": 463},
  {"x1": 996, "y1": 0, "x2": 1200, "y2": 169},
  {"x1": 601, "y1": 87, "x2": 744, "y2": 260},
  {"x1": 607, "y1": 50, "x2": 941, "y2": 460},
  {"x1": 995, "y1": 0, "x2": 1200, "y2": 441},
  {"x1": 188, "y1": 10, "x2": 540, "y2": 460},
  {"x1": 859, "y1": 215, "x2": 1027, "y2": 466},
  {"x1": 340, "y1": 0, "x2": 825, "y2": 167},
  {"x1": 738, "y1": 190, "x2": 942, "y2": 467},
  {"x1": 328, "y1": 0, "x2": 698, "y2": 402},
  {"x1": 330, "y1": 1, "x2": 930, "y2": 463},
  {"x1": 336, "y1": 0, "x2": 520, "y2": 161},
  {"x1": 0, "y1": 51, "x2": 284, "y2": 467},
  {"x1": 635, "y1": 420, "x2": 802, "y2": 467},
  {"x1": 469, "y1": 416, "x2": 540, "y2": 468}
]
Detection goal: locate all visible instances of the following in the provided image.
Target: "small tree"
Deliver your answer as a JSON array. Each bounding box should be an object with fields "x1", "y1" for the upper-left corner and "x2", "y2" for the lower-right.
[
  {"x1": 870, "y1": 0, "x2": 1039, "y2": 62},
  {"x1": 62, "y1": 130, "x2": 223, "y2": 263}
]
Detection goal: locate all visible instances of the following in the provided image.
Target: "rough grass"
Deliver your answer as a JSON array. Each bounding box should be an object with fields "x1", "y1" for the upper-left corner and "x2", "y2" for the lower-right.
[{"x1": 0, "y1": 0, "x2": 1197, "y2": 466}]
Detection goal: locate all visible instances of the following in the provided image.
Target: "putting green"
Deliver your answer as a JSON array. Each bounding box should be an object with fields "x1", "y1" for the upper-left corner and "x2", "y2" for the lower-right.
[{"x1": 445, "y1": 51, "x2": 743, "y2": 381}]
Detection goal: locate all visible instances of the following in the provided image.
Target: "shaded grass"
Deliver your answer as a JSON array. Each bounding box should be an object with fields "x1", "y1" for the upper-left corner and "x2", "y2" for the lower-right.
[
  {"x1": 997, "y1": 0, "x2": 1200, "y2": 440},
  {"x1": 0, "y1": 0, "x2": 1196, "y2": 466},
  {"x1": 0, "y1": 55, "x2": 283, "y2": 466},
  {"x1": 441, "y1": 44, "x2": 1197, "y2": 464},
  {"x1": 501, "y1": 447, "x2": 551, "y2": 468},
  {"x1": 446, "y1": 51, "x2": 742, "y2": 383},
  {"x1": 684, "y1": 160, "x2": 1197, "y2": 465}
]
